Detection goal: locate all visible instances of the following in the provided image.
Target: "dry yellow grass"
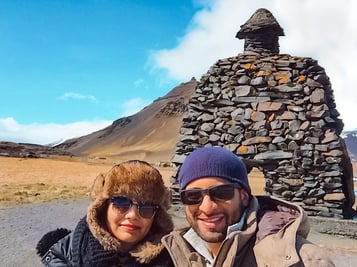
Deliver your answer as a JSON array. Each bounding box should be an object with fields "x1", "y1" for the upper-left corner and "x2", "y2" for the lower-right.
[
  {"x1": 0, "y1": 156, "x2": 354, "y2": 207},
  {"x1": 0, "y1": 156, "x2": 266, "y2": 206},
  {"x1": 0, "y1": 156, "x2": 105, "y2": 205}
]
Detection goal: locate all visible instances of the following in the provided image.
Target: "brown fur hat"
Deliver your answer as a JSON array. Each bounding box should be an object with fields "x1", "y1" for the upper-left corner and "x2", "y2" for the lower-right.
[
  {"x1": 89, "y1": 172, "x2": 106, "y2": 201},
  {"x1": 87, "y1": 160, "x2": 173, "y2": 263}
]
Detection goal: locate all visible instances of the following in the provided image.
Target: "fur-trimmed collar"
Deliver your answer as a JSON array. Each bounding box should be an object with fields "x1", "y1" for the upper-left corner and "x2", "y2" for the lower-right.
[{"x1": 87, "y1": 201, "x2": 174, "y2": 264}]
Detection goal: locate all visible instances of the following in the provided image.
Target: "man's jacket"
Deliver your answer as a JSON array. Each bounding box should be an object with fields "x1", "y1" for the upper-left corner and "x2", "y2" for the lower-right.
[{"x1": 162, "y1": 196, "x2": 335, "y2": 267}]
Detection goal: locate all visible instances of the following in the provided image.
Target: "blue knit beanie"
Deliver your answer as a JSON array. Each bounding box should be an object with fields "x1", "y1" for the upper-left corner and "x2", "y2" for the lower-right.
[{"x1": 178, "y1": 146, "x2": 251, "y2": 194}]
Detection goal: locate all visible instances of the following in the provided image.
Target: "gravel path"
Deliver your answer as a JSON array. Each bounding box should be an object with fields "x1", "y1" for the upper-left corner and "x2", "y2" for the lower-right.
[
  {"x1": 0, "y1": 200, "x2": 89, "y2": 267},
  {"x1": 1, "y1": 200, "x2": 356, "y2": 267}
]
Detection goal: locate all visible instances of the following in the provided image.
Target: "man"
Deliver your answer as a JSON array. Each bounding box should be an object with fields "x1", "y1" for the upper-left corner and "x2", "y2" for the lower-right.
[{"x1": 163, "y1": 146, "x2": 335, "y2": 266}]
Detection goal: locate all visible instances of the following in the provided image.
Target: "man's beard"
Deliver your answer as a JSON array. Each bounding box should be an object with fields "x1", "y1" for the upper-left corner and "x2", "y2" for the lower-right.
[
  {"x1": 186, "y1": 215, "x2": 228, "y2": 243},
  {"x1": 186, "y1": 200, "x2": 247, "y2": 243}
]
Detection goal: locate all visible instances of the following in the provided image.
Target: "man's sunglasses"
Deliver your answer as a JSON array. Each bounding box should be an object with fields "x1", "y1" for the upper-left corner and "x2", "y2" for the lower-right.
[
  {"x1": 180, "y1": 183, "x2": 241, "y2": 205},
  {"x1": 111, "y1": 196, "x2": 158, "y2": 219}
]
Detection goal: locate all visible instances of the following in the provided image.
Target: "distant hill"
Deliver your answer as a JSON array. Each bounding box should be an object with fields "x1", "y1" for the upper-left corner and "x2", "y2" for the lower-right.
[
  {"x1": 343, "y1": 131, "x2": 357, "y2": 161},
  {"x1": 54, "y1": 78, "x2": 197, "y2": 163},
  {"x1": 0, "y1": 141, "x2": 71, "y2": 158}
]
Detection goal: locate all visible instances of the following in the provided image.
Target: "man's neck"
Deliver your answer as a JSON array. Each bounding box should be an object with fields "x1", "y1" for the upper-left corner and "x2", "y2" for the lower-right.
[{"x1": 207, "y1": 242, "x2": 221, "y2": 258}]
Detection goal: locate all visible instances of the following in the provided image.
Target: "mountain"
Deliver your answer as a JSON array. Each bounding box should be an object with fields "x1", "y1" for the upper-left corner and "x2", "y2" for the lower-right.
[
  {"x1": 54, "y1": 78, "x2": 197, "y2": 163},
  {"x1": 343, "y1": 131, "x2": 357, "y2": 161},
  {"x1": 0, "y1": 141, "x2": 71, "y2": 158}
]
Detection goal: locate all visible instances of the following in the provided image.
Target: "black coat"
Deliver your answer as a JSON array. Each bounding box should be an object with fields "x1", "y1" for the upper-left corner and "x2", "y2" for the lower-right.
[{"x1": 37, "y1": 217, "x2": 174, "y2": 267}]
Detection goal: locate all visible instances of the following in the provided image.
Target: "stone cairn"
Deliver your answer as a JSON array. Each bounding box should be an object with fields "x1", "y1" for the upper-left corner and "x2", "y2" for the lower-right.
[{"x1": 171, "y1": 8, "x2": 355, "y2": 218}]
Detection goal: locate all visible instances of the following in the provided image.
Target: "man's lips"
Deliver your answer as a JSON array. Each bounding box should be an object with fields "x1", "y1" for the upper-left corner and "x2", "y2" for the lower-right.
[
  {"x1": 198, "y1": 215, "x2": 225, "y2": 228},
  {"x1": 120, "y1": 223, "x2": 140, "y2": 231}
]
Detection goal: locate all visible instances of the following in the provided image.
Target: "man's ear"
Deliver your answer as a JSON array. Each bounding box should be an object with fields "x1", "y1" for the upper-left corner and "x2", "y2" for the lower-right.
[{"x1": 240, "y1": 189, "x2": 250, "y2": 207}]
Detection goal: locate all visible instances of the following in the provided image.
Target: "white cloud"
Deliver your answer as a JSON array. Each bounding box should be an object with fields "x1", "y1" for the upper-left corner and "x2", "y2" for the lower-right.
[
  {"x1": 0, "y1": 117, "x2": 111, "y2": 145},
  {"x1": 120, "y1": 98, "x2": 151, "y2": 117},
  {"x1": 151, "y1": 0, "x2": 357, "y2": 130},
  {"x1": 58, "y1": 92, "x2": 97, "y2": 102},
  {"x1": 133, "y1": 79, "x2": 145, "y2": 88},
  {"x1": 0, "y1": 97, "x2": 152, "y2": 145}
]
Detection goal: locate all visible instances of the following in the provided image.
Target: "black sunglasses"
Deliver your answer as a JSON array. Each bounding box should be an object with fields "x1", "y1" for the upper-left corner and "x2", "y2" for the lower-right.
[
  {"x1": 111, "y1": 196, "x2": 158, "y2": 219},
  {"x1": 180, "y1": 183, "x2": 241, "y2": 205}
]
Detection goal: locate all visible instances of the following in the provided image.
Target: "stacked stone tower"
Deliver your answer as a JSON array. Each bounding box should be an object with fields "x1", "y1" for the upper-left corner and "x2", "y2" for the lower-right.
[{"x1": 171, "y1": 8, "x2": 354, "y2": 218}]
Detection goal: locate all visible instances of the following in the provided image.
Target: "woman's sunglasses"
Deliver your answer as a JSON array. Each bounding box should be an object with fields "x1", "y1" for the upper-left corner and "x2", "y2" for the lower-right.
[
  {"x1": 111, "y1": 196, "x2": 158, "y2": 219},
  {"x1": 180, "y1": 183, "x2": 241, "y2": 205}
]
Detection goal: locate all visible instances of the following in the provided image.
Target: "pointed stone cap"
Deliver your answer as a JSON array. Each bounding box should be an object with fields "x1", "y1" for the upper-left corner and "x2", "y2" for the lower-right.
[
  {"x1": 236, "y1": 8, "x2": 284, "y2": 55},
  {"x1": 236, "y1": 8, "x2": 284, "y2": 39}
]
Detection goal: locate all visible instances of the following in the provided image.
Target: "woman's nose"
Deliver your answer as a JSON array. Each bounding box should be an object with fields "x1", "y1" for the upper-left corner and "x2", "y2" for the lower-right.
[{"x1": 125, "y1": 204, "x2": 140, "y2": 217}]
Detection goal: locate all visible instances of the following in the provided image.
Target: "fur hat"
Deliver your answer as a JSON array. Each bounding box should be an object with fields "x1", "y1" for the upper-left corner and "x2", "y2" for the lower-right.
[
  {"x1": 87, "y1": 160, "x2": 173, "y2": 263},
  {"x1": 178, "y1": 146, "x2": 251, "y2": 194}
]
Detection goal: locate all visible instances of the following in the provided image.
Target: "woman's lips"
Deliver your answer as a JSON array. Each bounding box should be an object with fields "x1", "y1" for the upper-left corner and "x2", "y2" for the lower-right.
[{"x1": 120, "y1": 223, "x2": 140, "y2": 231}]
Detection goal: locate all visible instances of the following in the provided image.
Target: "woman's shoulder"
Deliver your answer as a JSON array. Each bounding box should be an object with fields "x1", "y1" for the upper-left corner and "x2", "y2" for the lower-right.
[
  {"x1": 36, "y1": 216, "x2": 88, "y2": 265},
  {"x1": 36, "y1": 228, "x2": 72, "y2": 258},
  {"x1": 37, "y1": 229, "x2": 74, "y2": 266}
]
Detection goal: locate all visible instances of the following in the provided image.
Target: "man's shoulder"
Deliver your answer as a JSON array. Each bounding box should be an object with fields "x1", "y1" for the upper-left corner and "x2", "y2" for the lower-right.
[
  {"x1": 253, "y1": 195, "x2": 310, "y2": 241},
  {"x1": 255, "y1": 195, "x2": 304, "y2": 214}
]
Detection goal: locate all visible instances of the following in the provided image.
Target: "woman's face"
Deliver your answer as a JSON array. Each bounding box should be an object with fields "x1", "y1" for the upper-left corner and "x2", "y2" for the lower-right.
[{"x1": 106, "y1": 199, "x2": 155, "y2": 251}]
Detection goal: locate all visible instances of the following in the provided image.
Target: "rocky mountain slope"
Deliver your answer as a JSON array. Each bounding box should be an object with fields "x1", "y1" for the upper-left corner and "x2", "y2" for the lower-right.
[
  {"x1": 54, "y1": 78, "x2": 197, "y2": 163},
  {"x1": 344, "y1": 131, "x2": 357, "y2": 161},
  {"x1": 0, "y1": 141, "x2": 71, "y2": 158}
]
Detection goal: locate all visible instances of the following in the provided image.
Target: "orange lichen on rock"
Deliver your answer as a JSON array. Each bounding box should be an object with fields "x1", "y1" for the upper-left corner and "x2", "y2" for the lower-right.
[
  {"x1": 237, "y1": 146, "x2": 248, "y2": 154},
  {"x1": 251, "y1": 111, "x2": 257, "y2": 120},
  {"x1": 268, "y1": 113, "x2": 275, "y2": 121},
  {"x1": 278, "y1": 75, "x2": 290, "y2": 84},
  {"x1": 297, "y1": 75, "x2": 306, "y2": 83},
  {"x1": 257, "y1": 70, "x2": 270, "y2": 77},
  {"x1": 244, "y1": 63, "x2": 257, "y2": 70}
]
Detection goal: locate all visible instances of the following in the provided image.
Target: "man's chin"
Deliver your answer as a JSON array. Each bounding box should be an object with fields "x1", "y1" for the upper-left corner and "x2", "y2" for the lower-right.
[
  {"x1": 194, "y1": 226, "x2": 226, "y2": 243},
  {"x1": 199, "y1": 232, "x2": 226, "y2": 243}
]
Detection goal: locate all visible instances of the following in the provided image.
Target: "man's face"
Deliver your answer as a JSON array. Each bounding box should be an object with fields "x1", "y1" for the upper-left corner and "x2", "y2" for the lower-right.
[{"x1": 184, "y1": 177, "x2": 250, "y2": 243}]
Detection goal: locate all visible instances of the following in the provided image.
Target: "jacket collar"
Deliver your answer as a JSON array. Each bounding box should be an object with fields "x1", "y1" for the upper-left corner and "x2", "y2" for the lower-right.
[{"x1": 87, "y1": 199, "x2": 173, "y2": 264}]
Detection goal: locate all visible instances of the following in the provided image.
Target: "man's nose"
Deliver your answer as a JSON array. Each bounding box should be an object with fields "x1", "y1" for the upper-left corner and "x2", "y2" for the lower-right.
[{"x1": 199, "y1": 194, "x2": 217, "y2": 212}]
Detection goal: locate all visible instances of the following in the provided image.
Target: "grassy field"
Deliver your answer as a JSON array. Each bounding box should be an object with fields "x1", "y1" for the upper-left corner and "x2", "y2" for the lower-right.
[{"x1": 0, "y1": 156, "x2": 355, "y2": 207}]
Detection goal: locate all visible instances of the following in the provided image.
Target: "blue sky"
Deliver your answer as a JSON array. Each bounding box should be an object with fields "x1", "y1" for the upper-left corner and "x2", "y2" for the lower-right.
[{"x1": 1, "y1": 0, "x2": 356, "y2": 145}]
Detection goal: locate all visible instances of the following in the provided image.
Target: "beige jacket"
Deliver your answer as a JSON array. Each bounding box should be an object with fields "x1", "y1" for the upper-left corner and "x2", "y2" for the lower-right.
[{"x1": 162, "y1": 196, "x2": 335, "y2": 267}]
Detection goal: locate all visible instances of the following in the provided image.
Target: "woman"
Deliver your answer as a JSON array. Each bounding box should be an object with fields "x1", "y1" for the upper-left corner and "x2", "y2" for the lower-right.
[{"x1": 36, "y1": 160, "x2": 174, "y2": 266}]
